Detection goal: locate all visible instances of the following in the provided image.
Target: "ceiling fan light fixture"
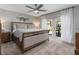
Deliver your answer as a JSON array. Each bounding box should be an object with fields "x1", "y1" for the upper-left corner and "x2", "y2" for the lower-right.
[
  {"x1": 25, "y1": 4, "x2": 47, "y2": 14},
  {"x1": 34, "y1": 10, "x2": 39, "y2": 13}
]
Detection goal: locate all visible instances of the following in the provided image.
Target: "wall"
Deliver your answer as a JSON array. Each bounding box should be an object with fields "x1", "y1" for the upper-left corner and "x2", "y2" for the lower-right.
[
  {"x1": 33, "y1": 16, "x2": 41, "y2": 29},
  {"x1": 0, "y1": 8, "x2": 35, "y2": 32}
]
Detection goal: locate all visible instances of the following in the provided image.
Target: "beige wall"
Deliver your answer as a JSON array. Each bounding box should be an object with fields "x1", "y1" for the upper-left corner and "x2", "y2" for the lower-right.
[{"x1": 33, "y1": 16, "x2": 41, "y2": 29}]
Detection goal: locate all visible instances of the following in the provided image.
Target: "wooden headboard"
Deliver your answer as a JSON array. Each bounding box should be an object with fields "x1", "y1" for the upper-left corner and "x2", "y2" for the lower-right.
[{"x1": 11, "y1": 22, "x2": 33, "y2": 32}]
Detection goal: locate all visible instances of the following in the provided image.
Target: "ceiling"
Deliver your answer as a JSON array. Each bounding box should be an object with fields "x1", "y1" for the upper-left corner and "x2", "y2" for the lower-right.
[{"x1": 0, "y1": 4, "x2": 78, "y2": 16}]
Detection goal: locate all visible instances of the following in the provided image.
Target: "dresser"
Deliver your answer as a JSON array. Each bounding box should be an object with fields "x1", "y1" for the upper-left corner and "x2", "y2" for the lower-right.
[
  {"x1": 1, "y1": 32, "x2": 10, "y2": 43},
  {"x1": 75, "y1": 33, "x2": 79, "y2": 55},
  {"x1": 0, "y1": 22, "x2": 1, "y2": 55}
]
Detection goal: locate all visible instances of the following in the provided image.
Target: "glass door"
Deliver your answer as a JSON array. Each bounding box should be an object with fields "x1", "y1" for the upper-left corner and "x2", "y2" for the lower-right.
[{"x1": 56, "y1": 18, "x2": 61, "y2": 37}]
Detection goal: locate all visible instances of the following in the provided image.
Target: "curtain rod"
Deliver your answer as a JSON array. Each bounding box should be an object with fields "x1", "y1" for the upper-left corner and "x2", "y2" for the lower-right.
[{"x1": 41, "y1": 6, "x2": 74, "y2": 16}]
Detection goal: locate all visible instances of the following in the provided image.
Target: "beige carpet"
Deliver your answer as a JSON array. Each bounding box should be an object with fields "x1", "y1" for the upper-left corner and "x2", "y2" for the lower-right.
[{"x1": 1, "y1": 38, "x2": 75, "y2": 55}]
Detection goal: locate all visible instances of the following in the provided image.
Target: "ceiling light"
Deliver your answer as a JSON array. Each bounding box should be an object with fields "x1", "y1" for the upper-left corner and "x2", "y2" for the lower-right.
[{"x1": 34, "y1": 10, "x2": 39, "y2": 14}]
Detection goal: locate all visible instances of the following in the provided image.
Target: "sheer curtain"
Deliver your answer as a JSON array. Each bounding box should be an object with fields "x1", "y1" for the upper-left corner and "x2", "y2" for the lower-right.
[
  {"x1": 40, "y1": 16, "x2": 48, "y2": 29},
  {"x1": 61, "y1": 8, "x2": 74, "y2": 43}
]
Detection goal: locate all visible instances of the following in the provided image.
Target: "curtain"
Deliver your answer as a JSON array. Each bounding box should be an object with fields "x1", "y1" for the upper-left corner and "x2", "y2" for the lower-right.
[
  {"x1": 61, "y1": 8, "x2": 74, "y2": 43},
  {"x1": 40, "y1": 16, "x2": 48, "y2": 29}
]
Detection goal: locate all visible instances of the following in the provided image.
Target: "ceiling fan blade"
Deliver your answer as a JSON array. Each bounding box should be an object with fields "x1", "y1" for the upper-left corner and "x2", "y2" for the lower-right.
[
  {"x1": 35, "y1": 4, "x2": 38, "y2": 8},
  {"x1": 37, "y1": 4, "x2": 43, "y2": 9},
  {"x1": 39, "y1": 9, "x2": 47, "y2": 11},
  {"x1": 25, "y1": 5, "x2": 35, "y2": 9}
]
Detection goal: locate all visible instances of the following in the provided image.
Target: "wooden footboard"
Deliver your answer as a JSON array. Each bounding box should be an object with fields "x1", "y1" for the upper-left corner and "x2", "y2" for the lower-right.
[
  {"x1": 12, "y1": 30, "x2": 49, "y2": 53},
  {"x1": 12, "y1": 34, "x2": 24, "y2": 53},
  {"x1": 23, "y1": 39, "x2": 49, "y2": 52}
]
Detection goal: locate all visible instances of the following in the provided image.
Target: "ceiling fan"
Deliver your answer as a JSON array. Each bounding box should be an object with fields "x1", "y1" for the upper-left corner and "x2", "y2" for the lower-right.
[{"x1": 25, "y1": 4, "x2": 47, "y2": 14}]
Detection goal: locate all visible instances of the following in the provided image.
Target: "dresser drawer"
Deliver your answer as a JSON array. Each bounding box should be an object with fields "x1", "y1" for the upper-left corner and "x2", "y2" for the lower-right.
[
  {"x1": 76, "y1": 40, "x2": 79, "y2": 49},
  {"x1": 76, "y1": 33, "x2": 79, "y2": 40},
  {"x1": 75, "y1": 33, "x2": 79, "y2": 55}
]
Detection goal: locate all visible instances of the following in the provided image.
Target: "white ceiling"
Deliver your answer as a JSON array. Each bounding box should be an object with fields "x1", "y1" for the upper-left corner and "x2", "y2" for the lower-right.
[{"x1": 0, "y1": 4, "x2": 78, "y2": 16}]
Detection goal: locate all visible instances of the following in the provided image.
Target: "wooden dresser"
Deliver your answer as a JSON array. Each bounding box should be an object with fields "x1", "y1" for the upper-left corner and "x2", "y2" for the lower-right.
[
  {"x1": 0, "y1": 21, "x2": 1, "y2": 55},
  {"x1": 75, "y1": 33, "x2": 79, "y2": 55},
  {"x1": 1, "y1": 32, "x2": 10, "y2": 43}
]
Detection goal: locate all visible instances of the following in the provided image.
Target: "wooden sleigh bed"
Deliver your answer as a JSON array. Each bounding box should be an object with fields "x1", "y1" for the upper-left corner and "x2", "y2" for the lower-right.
[{"x1": 11, "y1": 22, "x2": 49, "y2": 53}]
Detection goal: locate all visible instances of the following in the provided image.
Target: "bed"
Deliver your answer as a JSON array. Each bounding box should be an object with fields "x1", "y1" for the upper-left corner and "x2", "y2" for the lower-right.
[{"x1": 11, "y1": 22, "x2": 49, "y2": 53}]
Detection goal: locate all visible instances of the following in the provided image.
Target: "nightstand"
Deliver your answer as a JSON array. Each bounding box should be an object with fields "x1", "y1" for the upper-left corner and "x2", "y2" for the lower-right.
[{"x1": 1, "y1": 32, "x2": 10, "y2": 43}]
